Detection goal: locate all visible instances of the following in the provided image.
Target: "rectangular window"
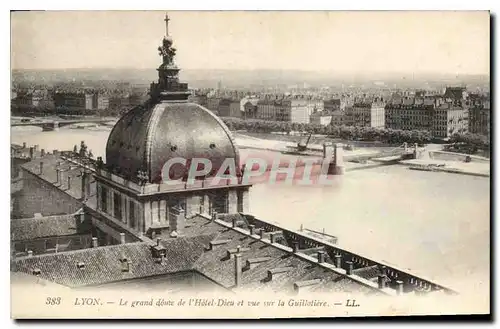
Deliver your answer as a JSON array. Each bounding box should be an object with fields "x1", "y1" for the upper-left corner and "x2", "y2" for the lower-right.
[
  {"x1": 129, "y1": 200, "x2": 136, "y2": 229},
  {"x1": 237, "y1": 190, "x2": 244, "y2": 213},
  {"x1": 101, "y1": 186, "x2": 108, "y2": 213},
  {"x1": 114, "y1": 192, "x2": 122, "y2": 220},
  {"x1": 210, "y1": 191, "x2": 228, "y2": 214}
]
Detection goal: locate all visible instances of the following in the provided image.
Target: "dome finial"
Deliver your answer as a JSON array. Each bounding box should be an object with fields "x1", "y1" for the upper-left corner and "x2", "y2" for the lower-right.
[{"x1": 158, "y1": 13, "x2": 176, "y2": 66}]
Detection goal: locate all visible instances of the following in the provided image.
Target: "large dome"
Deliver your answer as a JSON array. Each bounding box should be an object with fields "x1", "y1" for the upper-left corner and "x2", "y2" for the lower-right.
[{"x1": 105, "y1": 102, "x2": 240, "y2": 183}]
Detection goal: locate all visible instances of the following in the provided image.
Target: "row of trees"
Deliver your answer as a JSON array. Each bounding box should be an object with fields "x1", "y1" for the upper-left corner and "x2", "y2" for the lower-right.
[
  {"x1": 448, "y1": 133, "x2": 490, "y2": 153},
  {"x1": 221, "y1": 117, "x2": 434, "y2": 145}
]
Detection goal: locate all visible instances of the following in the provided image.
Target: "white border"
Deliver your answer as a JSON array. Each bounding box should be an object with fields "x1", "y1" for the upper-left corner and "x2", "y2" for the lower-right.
[{"x1": 2, "y1": 1, "x2": 496, "y2": 328}]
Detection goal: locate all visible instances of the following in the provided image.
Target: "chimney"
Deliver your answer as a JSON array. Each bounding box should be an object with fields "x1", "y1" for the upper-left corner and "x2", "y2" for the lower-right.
[
  {"x1": 234, "y1": 253, "x2": 242, "y2": 287},
  {"x1": 34, "y1": 145, "x2": 39, "y2": 152},
  {"x1": 395, "y1": 280, "x2": 404, "y2": 295},
  {"x1": 67, "y1": 176, "x2": 71, "y2": 190},
  {"x1": 211, "y1": 211, "x2": 217, "y2": 221},
  {"x1": 27, "y1": 250, "x2": 33, "y2": 257},
  {"x1": 53, "y1": 149, "x2": 58, "y2": 155},
  {"x1": 317, "y1": 250, "x2": 326, "y2": 264},
  {"x1": 168, "y1": 206, "x2": 185, "y2": 237},
  {"x1": 248, "y1": 224, "x2": 256, "y2": 235},
  {"x1": 81, "y1": 171, "x2": 90, "y2": 200},
  {"x1": 292, "y1": 241, "x2": 299, "y2": 253},
  {"x1": 270, "y1": 232, "x2": 277, "y2": 244},
  {"x1": 334, "y1": 254, "x2": 342, "y2": 268},
  {"x1": 259, "y1": 229, "x2": 266, "y2": 240},
  {"x1": 232, "y1": 216, "x2": 238, "y2": 228},
  {"x1": 120, "y1": 233, "x2": 126, "y2": 244},
  {"x1": 378, "y1": 274, "x2": 387, "y2": 289},
  {"x1": 157, "y1": 238, "x2": 161, "y2": 246},
  {"x1": 39, "y1": 161, "x2": 44, "y2": 175},
  {"x1": 92, "y1": 237, "x2": 98, "y2": 248},
  {"x1": 345, "y1": 261, "x2": 353, "y2": 275},
  {"x1": 22, "y1": 142, "x2": 26, "y2": 149},
  {"x1": 40, "y1": 149, "x2": 45, "y2": 157},
  {"x1": 29, "y1": 147, "x2": 34, "y2": 159}
]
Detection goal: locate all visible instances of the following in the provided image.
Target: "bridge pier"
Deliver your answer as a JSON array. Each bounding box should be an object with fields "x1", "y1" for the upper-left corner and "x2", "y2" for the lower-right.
[
  {"x1": 41, "y1": 122, "x2": 59, "y2": 132},
  {"x1": 323, "y1": 143, "x2": 345, "y2": 175},
  {"x1": 413, "y1": 143, "x2": 419, "y2": 159}
]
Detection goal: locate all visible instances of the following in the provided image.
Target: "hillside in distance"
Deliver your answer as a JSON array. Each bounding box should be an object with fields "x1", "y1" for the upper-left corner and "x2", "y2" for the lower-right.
[{"x1": 11, "y1": 68, "x2": 490, "y2": 91}]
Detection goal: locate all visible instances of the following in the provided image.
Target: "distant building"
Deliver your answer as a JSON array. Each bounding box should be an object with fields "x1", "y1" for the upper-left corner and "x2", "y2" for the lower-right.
[
  {"x1": 443, "y1": 86, "x2": 467, "y2": 101},
  {"x1": 11, "y1": 90, "x2": 50, "y2": 112},
  {"x1": 433, "y1": 104, "x2": 469, "y2": 138},
  {"x1": 217, "y1": 98, "x2": 241, "y2": 118},
  {"x1": 323, "y1": 99, "x2": 343, "y2": 112},
  {"x1": 385, "y1": 97, "x2": 436, "y2": 132},
  {"x1": 229, "y1": 100, "x2": 241, "y2": 118},
  {"x1": 345, "y1": 99, "x2": 385, "y2": 128},
  {"x1": 290, "y1": 99, "x2": 315, "y2": 124},
  {"x1": 96, "y1": 94, "x2": 109, "y2": 111},
  {"x1": 310, "y1": 112, "x2": 332, "y2": 126},
  {"x1": 256, "y1": 99, "x2": 276, "y2": 121},
  {"x1": 329, "y1": 110, "x2": 347, "y2": 127},
  {"x1": 468, "y1": 94, "x2": 490, "y2": 136},
  {"x1": 385, "y1": 92, "x2": 469, "y2": 138},
  {"x1": 109, "y1": 94, "x2": 130, "y2": 109},
  {"x1": 241, "y1": 97, "x2": 258, "y2": 119},
  {"x1": 54, "y1": 91, "x2": 95, "y2": 113},
  {"x1": 206, "y1": 97, "x2": 221, "y2": 114}
]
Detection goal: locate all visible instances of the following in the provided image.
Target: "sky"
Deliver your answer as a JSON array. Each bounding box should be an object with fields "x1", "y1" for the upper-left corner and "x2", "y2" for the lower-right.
[{"x1": 11, "y1": 11, "x2": 490, "y2": 75}]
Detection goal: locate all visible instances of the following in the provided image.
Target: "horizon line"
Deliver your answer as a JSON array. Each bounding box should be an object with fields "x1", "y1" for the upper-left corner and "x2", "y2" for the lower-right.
[{"x1": 11, "y1": 67, "x2": 490, "y2": 76}]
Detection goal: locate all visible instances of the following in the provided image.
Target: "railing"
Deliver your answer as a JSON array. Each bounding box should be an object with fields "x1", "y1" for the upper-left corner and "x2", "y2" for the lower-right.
[{"x1": 244, "y1": 214, "x2": 456, "y2": 295}]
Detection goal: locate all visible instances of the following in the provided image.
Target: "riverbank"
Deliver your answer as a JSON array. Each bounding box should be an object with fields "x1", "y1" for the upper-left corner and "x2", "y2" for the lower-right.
[
  {"x1": 400, "y1": 159, "x2": 490, "y2": 177},
  {"x1": 234, "y1": 132, "x2": 383, "y2": 157}
]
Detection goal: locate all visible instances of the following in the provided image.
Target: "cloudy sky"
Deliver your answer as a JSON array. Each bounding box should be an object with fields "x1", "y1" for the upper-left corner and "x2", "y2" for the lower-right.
[{"x1": 11, "y1": 11, "x2": 490, "y2": 75}]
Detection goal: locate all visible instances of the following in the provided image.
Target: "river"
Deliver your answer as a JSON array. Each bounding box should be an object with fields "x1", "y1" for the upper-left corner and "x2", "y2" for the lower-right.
[{"x1": 11, "y1": 126, "x2": 490, "y2": 297}]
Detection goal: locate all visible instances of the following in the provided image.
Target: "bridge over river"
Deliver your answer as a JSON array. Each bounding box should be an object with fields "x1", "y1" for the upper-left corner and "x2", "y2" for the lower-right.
[{"x1": 11, "y1": 118, "x2": 117, "y2": 131}]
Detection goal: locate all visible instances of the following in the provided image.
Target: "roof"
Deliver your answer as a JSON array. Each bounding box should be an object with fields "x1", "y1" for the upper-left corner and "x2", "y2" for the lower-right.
[
  {"x1": 152, "y1": 214, "x2": 383, "y2": 295},
  {"x1": 12, "y1": 211, "x2": 454, "y2": 295},
  {"x1": 106, "y1": 101, "x2": 240, "y2": 184},
  {"x1": 13, "y1": 237, "x2": 213, "y2": 288},
  {"x1": 11, "y1": 214, "x2": 81, "y2": 241},
  {"x1": 444, "y1": 87, "x2": 466, "y2": 100},
  {"x1": 192, "y1": 222, "x2": 377, "y2": 294},
  {"x1": 20, "y1": 154, "x2": 96, "y2": 201}
]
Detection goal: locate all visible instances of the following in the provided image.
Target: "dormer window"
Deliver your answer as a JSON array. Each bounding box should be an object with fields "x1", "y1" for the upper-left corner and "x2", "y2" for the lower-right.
[
  {"x1": 77, "y1": 262, "x2": 85, "y2": 269},
  {"x1": 120, "y1": 255, "x2": 130, "y2": 272},
  {"x1": 32, "y1": 268, "x2": 41, "y2": 276}
]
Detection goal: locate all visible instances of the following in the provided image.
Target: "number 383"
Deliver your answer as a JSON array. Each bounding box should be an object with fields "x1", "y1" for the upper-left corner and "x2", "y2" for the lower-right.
[{"x1": 46, "y1": 297, "x2": 61, "y2": 305}]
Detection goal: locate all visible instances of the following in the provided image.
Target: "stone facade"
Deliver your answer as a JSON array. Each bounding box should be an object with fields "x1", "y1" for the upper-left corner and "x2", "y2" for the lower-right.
[{"x1": 95, "y1": 176, "x2": 250, "y2": 237}]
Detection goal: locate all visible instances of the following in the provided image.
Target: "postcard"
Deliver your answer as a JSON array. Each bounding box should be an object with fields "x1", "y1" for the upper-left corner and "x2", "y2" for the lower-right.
[{"x1": 10, "y1": 10, "x2": 490, "y2": 319}]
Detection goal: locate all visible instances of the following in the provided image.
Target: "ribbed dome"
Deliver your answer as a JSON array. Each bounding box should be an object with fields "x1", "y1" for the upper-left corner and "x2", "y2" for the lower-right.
[{"x1": 105, "y1": 102, "x2": 240, "y2": 183}]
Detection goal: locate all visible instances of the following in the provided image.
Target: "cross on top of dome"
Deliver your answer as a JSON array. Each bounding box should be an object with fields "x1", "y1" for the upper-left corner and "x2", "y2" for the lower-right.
[{"x1": 164, "y1": 13, "x2": 170, "y2": 36}]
